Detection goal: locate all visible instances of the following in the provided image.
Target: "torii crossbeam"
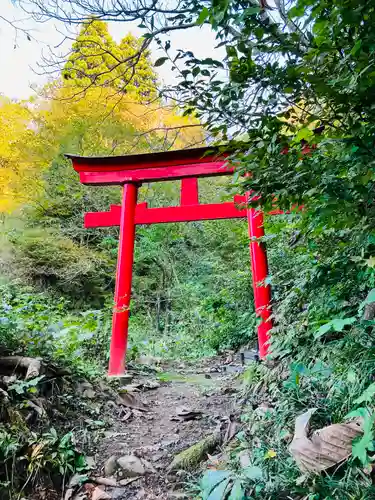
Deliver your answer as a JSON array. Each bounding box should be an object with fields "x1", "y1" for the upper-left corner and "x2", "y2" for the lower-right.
[{"x1": 67, "y1": 147, "x2": 276, "y2": 375}]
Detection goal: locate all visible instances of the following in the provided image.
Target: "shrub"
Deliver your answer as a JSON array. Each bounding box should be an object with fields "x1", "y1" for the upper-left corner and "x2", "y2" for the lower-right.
[{"x1": 8, "y1": 228, "x2": 114, "y2": 305}]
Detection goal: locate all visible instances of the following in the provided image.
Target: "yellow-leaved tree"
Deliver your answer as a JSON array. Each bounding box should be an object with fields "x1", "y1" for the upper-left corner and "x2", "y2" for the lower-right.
[{"x1": 0, "y1": 97, "x2": 47, "y2": 212}]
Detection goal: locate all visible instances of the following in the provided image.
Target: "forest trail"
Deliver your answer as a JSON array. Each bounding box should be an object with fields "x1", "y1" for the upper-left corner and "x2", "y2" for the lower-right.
[{"x1": 69, "y1": 355, "x2": 246, "y2": 500}]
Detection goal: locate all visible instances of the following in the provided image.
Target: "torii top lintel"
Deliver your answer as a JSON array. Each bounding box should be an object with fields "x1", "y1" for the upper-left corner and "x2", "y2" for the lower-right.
[{"x1": 66, "y1": 146, "x2": 232, "y2": 185}]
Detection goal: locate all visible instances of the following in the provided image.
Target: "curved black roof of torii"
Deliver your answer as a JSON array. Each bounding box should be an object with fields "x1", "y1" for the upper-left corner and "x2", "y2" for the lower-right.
[{"x1": 65, "y1": 146, "x2": 225, "y2": 168}]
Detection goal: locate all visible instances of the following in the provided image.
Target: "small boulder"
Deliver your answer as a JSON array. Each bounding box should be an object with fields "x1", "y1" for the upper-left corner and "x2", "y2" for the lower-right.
[
  {"x1": 107, "y1": 487, "x2": 125, "y2": 499},
  {"x1": 77, "y1": 381, "x2": 96, "y2": 399},
  {"x1": 104, "y1": 455, "x2": 118, "y2": 476},
  {"x1": 117, "y1": 455, "x2": 145, "y2": 477},
  {"x1": 85, "y1": 456, "x2": 96, "y2": 469},
  {"x1": 140, "y1": 458, "x2": 156, "y2": 474},
  {"x1": 118, "y1": 373, "x2": 134, "y2": 385}
]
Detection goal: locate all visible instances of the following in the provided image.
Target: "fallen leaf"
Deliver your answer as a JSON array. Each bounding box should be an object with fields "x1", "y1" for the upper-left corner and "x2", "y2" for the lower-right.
[
  {"x1": 25, "y1": 358, "x2": 42, "y2": 379},
  {"x1": 64, "y1": 488, "x2": 74, "y2": 500},
  {"x1": 120, "y1": 384, "x2": 141, "y2": 392},
  {"x1": 223, "y1": 420, "x2": 237, "y2": 443},
  {"x1": 117, "y1": 392, "x2": 148, "y2": 412},
  {"x1": 289, "y1": 408, "x2": 363, "y2": 473},
  {"x1": 91, "y1": 477, "x2": 117, "y2": 487},
  {"x1": 118, "y1": 476, "x2": 141, "y2": 486},
  {"x1": 91, "y1": 487, "x2": 111, "y2": 500},
  {"x1": 31, "y1": 442, "x2": 45, "y2": 459},
  {"x1": 206, "y1": 453, "x2": 221, "y2": 467}
]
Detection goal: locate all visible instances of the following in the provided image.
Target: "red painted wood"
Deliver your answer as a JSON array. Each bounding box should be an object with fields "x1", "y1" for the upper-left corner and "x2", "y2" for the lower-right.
[
  {"x1": 67, "y1": 146, "x2": 302, "y2": 369},
  {"x1": 136, "y1": 201, "x2": 246, "y2": 224},
  {"x1": 84, "y1": 200, "x2": 247, "y2": 227},
  {"x1": 108, "y1": 183, "x2": 138, "y2": 376},
  {"x1": 181, "y1": 178, "x2": 199, "y2": 205},
  {"x1": 84, "y1": 204, "x2": 121, "y2": 227},
  {"x1": 78, "y1": 162, "x2": 233, "y2": 185},
  {"x1": 67, "y1": 146, "x2": 227, "y2": 173},
  {"x1": 246, "y1": 194, "x2": 272, "y2": 359}
]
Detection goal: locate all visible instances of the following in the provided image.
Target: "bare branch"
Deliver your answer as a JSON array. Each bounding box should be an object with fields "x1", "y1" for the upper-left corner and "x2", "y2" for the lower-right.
[{"x1": 136, "y1": 123, "x2": 201, "y2": 137}]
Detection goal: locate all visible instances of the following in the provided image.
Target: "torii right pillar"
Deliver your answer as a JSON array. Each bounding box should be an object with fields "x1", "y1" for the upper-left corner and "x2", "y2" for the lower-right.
[{"x1": 246, "y1": 200, "x2": 272, "y2": 358}]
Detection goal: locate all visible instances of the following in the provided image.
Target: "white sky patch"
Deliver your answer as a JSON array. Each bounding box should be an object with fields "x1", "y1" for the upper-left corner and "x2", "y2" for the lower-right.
[{"x1": 0, "y1": 2, "x2": 224, "y2": 100}]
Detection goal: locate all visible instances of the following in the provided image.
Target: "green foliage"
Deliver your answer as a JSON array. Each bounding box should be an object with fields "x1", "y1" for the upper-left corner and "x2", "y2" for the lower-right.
[
  {"x1": 8, "y1": 227, "x2": 113, "y2": 304},
  {"x1": 129, "y1": 216, "x2": 256, "y2": 358},
  {"x1": 0, "y1": 283, "x2": 108, "y2": 376},
  {"x1": 8, "y1": 376, "x2": 45, "y2": 395},
  {"x1": 9, "y1": 0, "x2": 375, "y2": 498},
  {"x1": 0, "y1": 412, "x2": 89, "y2": 498},
  {"x1": 200, "y1": 289, "x2": 375, "y2": 498},
  {"x1": 63, "y1": 19, "x2": 157, "y2": 100}
]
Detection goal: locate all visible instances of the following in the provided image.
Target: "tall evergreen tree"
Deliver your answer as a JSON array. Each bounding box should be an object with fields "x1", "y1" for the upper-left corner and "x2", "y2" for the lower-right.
[
  {"x1": 62, "y1": 20, "x2": 157, "y2": 100},
  {"x1": 62, "y1": 20, "x2": 121, "y2": 88},
  {"x1": 118, "y1": 33, "x2": 157, "y2": 100}
]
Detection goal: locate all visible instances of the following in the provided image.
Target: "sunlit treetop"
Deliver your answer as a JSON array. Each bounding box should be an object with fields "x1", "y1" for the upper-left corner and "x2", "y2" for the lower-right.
[{"x1": 62, "y1": 19, "x2": 158, "y2": 101}]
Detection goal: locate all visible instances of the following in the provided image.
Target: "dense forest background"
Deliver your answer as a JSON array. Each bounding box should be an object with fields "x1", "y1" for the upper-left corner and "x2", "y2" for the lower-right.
[
  {"x1": 3, "y1": 0, "x2": 375, "y2": 498},
  {"x1": 0, "y1": 20, "x2": 257, "y2": 372}
]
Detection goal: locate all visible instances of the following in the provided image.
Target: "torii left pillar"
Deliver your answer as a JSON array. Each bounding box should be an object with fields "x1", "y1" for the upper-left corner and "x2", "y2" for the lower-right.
[{"x1": 109, "y1": 183, "x2": 138, "y2": 375}]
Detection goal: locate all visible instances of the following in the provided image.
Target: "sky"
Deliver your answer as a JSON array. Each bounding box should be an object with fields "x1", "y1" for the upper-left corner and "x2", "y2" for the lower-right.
[{"x1": 0, "y1": 1, "x2": 223, "y2": 100}]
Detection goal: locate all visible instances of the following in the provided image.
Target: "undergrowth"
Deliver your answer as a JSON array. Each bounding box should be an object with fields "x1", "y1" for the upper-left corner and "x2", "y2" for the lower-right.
[{"x1": 197, "y1": 214, "x2": 375, "y2": 499}]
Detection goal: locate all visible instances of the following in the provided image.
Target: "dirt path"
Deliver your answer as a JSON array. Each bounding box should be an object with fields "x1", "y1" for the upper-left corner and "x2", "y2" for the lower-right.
[{"x1": 82, "y1": 356, "x2": 244, "y2": 500}]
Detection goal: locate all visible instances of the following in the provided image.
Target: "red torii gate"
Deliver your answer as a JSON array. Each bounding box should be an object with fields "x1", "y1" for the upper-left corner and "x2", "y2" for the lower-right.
[{"x1": 67, "y1": 147, "x2": 280, "y2": 376}]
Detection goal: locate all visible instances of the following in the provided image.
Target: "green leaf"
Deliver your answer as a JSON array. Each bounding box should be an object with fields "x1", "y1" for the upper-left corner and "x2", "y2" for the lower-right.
[
  {"x1": 154, "y1": 57, "x2": 169, "y2": 67},
  {"x1": 331, "y1": 317, "x2": 356, "y2": 331},
  {"x1": 197, "y1": 7, "x2": 210, "y2": 25},
  {"x1": 313, "y1": 19, "x2": 329, "y2": 35},
  {"x1": 254, "y1": 27, "x2": 264, "y2": 39},
  {"x1": 351, "y1": 40, "x2": 362, "y2": 56},
  {"x1": 345, "y1": 407, "x2": 370, "y2": 420},
  {"x1": 314, "y1": 322, "x2": 333, "y2": 339},
  {"x1": 359, "y1": 289, "x2": 375, "y2": 312},
  {"x1": 243, "y1": 465, "x2": 263, "y2": 481},
  {"x1": 207, "y1": 478, "x2": 231, "y2": 500},
  {"x1": 294, "y1": 127, "x2": 314, "y2": 143},
  {"x1": 354, "y1": 383, "x2": 375, "y2": 405},
  {"x1": 314, "y1": 317, "x2": 356, "y2": 339},
  {"x1": 244, "y1": 6, "x2": 260, "y2": 16},
  {"x1": 228, "y1": 480, "x2": 245, "y2": 500},
  {"x1": 200, "y1": 471, "x2": 231, "y2": 499},
  {"x1": 289, "y1": 5, "x2": 305, "y2": 18},
  {"x1": 226, "y1": 46, "x2": 237, "y2": 58},
  {"x1": 352, "y1": 432, "x2": 373, "y2": 465},
  {"x1": 309, "y1": 360, "x2": 332, "y2": 379},
  {"x1": 347, "y1": 369, "x2": 357, "y2": 383}
]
